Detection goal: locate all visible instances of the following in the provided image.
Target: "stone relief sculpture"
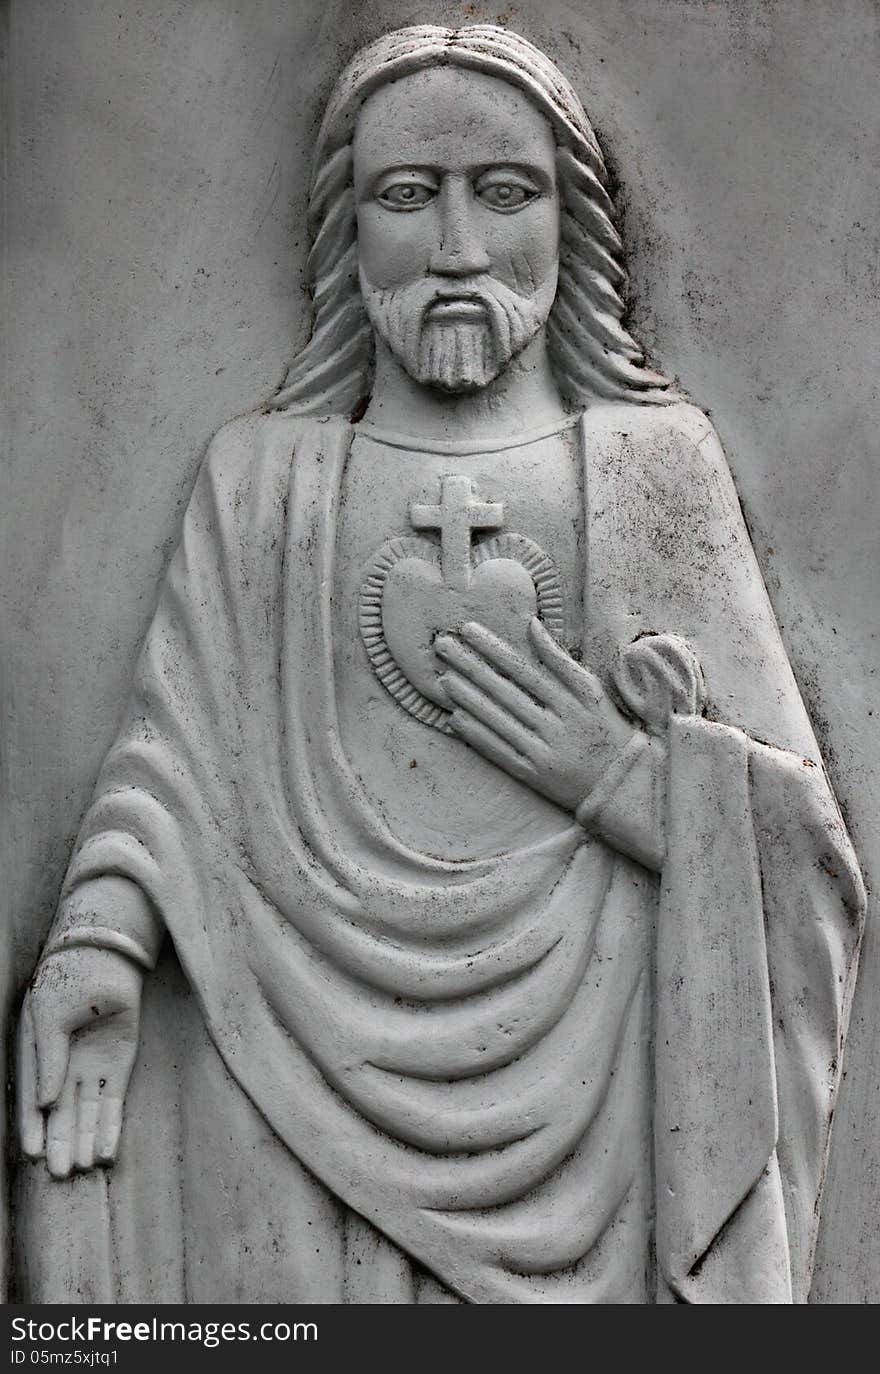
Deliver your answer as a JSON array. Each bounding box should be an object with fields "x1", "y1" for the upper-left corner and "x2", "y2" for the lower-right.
[{"x1": 16, "y1": 25, "x2": 865, "y2": 1304}]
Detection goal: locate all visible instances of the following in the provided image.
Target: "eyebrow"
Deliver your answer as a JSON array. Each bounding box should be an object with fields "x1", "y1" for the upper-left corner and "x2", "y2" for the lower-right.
[{"x1": 366, "y1": 161, "x2": 554, "y2": 186}]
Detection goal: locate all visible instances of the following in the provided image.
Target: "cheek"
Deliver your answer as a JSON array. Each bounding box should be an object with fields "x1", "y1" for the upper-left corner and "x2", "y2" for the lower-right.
[
  {"x1": 356, "y1": 205, "x2": 435, "y2": 288},
  {"x1": 486, "y1": 201, "x2": 560, "y2": 294}
]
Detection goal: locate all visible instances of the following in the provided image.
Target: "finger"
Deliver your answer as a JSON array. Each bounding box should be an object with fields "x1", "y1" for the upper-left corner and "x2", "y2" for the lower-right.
[
  {"x1": 442, "y1": 672, "x2": 538, "y2": 755},
  {"x1": 94, "y1": 1096, "x2": 124, "y2": 1166},
  {"x1": 650, "y1": 635, "x2": 705, "y2": 705},
  {"x1": 74, "y1": 1075, "x2": 101, "y2": 1172},
  {"x1": 45, "y1": 1073, "x2": 78, "y2": 1180},
  {"x1": 34, "y1": 1013, "x2": 71, "y2": 1111},
  {"x1": 435, "y1": 635, "x2": 548, "y2": 730},
  {"x1": 458, "y1": 622, "x2": 557, "y2": 706},
  {"x1": 17, "y1": 999, "x2": 45, "y2": 1160},
  {"x1": 528, "y1": 618, "x2": 599, "y2": 698},
  {"x1": 448, "y1": 710, "x2": 535, "y2": 785}
]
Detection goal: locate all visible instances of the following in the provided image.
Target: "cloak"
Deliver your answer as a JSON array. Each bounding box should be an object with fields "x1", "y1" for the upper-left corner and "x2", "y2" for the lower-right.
[{"x1": 28, "y1": 402, "x2": 864, "y2": 1303}]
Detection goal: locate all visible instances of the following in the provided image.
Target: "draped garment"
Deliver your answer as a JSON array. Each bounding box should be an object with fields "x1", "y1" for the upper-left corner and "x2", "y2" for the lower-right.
[{"x1": 33, "y1": 402, "x2": 864, "y2": 1302}]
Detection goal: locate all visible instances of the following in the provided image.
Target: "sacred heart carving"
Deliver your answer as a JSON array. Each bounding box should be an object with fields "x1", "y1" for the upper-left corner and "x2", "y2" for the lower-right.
[{"x1": 359, "y1": 476, "x2": 564, "y2": 733}]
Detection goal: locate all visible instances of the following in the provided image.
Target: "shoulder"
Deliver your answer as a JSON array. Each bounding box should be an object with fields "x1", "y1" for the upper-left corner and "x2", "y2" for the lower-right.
[
  {"x1": 198, "y1": 408, "x2": 350, "y2": 503},
  {"x1": 580, "y1": 397, "x2": 753, "y2": 573},
  {"x1": 201, "y1": 408, "x2": 336, "y2": 477},
  {"x1": 581, "y1": 399, "x2": 721, "y2": 466},
  {"x1": 581, "y1": 398, "x2": 736, "y2": 508}
]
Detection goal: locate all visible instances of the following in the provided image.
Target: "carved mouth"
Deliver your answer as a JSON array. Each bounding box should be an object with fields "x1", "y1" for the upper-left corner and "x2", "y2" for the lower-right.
[{"x1": 425, "y1": 297, "x2": 488, "y2": 322}]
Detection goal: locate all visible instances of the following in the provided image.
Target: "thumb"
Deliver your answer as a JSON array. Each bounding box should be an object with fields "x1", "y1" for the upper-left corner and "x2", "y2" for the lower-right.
[{"x1": 34, "y1": 1015, "x2": 71, "y2": 1110}]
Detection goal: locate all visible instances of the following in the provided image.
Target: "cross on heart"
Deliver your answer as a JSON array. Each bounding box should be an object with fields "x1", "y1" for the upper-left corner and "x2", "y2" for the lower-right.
[{"x1": 359, "y1": 475, "x2": 565, "y2": 731}]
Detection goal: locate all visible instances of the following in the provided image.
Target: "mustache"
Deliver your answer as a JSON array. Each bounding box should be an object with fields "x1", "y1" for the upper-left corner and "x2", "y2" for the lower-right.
[
  {"x1": 361, "y1": 271, "x2": 556, "y2": 346},
  {"x1": 361, "y1": 271, "x2": 556, "y2": 358}
]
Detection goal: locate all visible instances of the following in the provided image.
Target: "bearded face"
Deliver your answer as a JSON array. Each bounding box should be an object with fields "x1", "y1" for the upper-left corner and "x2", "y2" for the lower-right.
[
  {"x1": 352, "y1": 67, "x2": 562, "y2": 399},
  {"x1": 359, "y1": 267, "x2": 559, "y2": 394}
]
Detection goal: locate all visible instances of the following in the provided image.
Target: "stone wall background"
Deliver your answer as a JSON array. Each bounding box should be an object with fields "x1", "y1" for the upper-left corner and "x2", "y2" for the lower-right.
[{"x1": 1, "y1": 0, "x2": 877, "y2": 1300}]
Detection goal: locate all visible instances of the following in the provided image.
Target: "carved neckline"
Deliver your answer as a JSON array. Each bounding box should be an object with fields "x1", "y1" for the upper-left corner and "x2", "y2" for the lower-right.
[{"x1": 353, "y1": 410, "x2": 582, "y2": 455}]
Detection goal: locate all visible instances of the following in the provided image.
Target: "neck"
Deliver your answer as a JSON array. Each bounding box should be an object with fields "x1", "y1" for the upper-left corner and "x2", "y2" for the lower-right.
[{"x1": 362, "y1": 332, "x2": 568, "y2": 444}]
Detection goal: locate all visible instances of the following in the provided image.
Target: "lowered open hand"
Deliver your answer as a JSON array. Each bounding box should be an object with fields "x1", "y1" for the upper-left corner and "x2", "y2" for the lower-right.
[{"x1": 18, "y1": 946, "x2": 143, "y2": 1179}]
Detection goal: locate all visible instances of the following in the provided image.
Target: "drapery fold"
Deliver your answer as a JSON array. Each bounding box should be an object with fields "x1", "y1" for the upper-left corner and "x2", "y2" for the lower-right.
[
  {"x1": 655, "y1": 716, "x2": 862, "y2": 1301},
  {"x1": 38, "y1": 404, "x2": 863, "y2": 1302}
]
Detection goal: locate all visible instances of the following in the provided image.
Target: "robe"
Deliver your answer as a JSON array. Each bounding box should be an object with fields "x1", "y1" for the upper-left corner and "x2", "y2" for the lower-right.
[{"x1": 18, "y1": 402, "x2": 864, "y2": 1303}]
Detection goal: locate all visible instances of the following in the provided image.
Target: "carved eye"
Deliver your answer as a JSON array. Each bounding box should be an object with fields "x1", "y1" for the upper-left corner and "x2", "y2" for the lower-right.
[
  {"x1": 376, "y1": 181, "x2": 436, "y2": 211},
  {"x1": 475, "y1": 177, "x2": 539, "y2": 212}
]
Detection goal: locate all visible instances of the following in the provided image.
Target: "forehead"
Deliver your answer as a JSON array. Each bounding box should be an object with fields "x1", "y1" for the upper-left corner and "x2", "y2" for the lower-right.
[{"x1": 352, "y1": 67, "x2": 556, "y2": 175}]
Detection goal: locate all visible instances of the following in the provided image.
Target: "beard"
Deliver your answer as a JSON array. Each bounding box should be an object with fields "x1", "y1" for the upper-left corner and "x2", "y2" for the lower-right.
[{"x1": 359, "y1": 266, "x2": 558, "y2": 394}]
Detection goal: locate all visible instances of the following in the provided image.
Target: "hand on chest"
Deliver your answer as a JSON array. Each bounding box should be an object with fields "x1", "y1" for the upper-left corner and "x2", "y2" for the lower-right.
[{"x1": 339, "y1": 430, "x2": 584, "y2": 730}]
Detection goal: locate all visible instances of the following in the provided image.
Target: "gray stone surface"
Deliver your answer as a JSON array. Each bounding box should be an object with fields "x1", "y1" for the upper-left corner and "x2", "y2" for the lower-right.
[{"x1": 2, "y1": 1, "x2": 878, "y2": 1302}]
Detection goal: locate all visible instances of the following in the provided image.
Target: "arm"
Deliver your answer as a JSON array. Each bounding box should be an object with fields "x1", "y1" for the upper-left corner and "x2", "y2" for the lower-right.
[
  {"x1": 17, "y1": 412, "x2": 274, "y2": 1182},
  {"x1": 45, "y1": 874, "x2": 164, "y2": 968}
]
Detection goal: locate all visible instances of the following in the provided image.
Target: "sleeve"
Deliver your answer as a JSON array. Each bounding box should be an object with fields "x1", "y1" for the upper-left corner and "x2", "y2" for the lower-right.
[
  {"x1": 652, "y1": 710, "x2": 864, "y2": 1305},
  {"x1": 575, "y1": 730, "x2": 666, "y2": 872},
  {"x1": 43, "y1": 875, "x2": 164, "y2": 971},
  {"x1": 34, "y1": 410, "x2": 275, "y2": 983}
]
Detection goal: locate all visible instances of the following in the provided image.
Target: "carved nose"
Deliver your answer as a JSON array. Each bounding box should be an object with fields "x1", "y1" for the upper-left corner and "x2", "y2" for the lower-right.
[{"x1": 429, "y1": 177, "x2": 491, "y2": 278}]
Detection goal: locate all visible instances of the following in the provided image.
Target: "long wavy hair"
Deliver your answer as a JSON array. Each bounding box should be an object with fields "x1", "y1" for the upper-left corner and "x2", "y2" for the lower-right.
[{"x1": 270, "y1": 25, "x2": 673, "y2": 415}]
